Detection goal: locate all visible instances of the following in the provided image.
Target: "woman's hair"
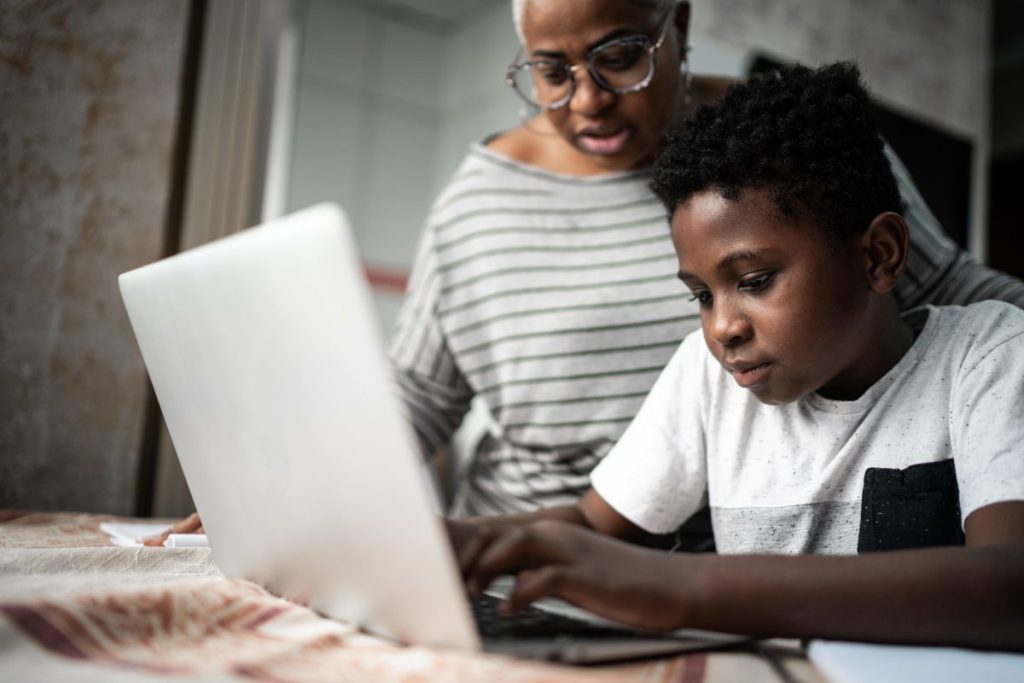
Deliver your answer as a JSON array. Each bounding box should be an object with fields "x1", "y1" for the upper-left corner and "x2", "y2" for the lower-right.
[
  {"x1": 650, "y1": 61, "x2": 903, "y2": 241},
  {"x1": 511, "y1": 0, "x2": 677, "y2": 47}
]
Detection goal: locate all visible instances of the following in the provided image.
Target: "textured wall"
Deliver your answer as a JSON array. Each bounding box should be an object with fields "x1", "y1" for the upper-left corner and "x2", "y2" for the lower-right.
[
  {"x1": 694, "y1": 0, "x2": 990, "y2": 139},
  {"x1": 0, "y1": 0, "x2": 188, "y2": 513}
]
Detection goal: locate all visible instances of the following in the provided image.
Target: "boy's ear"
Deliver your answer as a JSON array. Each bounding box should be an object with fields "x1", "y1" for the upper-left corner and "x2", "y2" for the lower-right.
[{"x1": 861, "y1": 212, "x2": 909, "y2": 294}]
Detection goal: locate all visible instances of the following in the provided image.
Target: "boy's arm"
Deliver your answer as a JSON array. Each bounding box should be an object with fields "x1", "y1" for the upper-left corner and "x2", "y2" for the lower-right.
[
  {"x1": 683, "y1": 500, "x2": 1024, "y2": 650},
  {"x1": 463, "y1": 498, "x2": 1024, "y2": 651}
]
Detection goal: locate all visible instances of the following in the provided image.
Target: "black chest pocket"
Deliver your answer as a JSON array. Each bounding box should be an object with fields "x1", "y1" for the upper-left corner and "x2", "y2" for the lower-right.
[{"x1": 858, "y1": 459, "x2": 966, "y2": 553}]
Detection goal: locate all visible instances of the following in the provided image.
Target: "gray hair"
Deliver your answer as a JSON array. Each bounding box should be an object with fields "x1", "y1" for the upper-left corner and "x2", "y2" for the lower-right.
[{"x1": 512, "y1": 0, "x2": 678, "y2": 47}]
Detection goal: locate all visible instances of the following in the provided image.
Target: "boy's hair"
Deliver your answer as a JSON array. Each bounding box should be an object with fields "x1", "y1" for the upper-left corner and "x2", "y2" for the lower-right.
[{"x1": 650, "y1": 62, "x2": 903, "y2": 241}]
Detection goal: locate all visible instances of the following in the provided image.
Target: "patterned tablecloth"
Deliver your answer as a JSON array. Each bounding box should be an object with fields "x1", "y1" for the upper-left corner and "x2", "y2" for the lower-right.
[{"x1": 0, "y1": 511, "x2": 826, "y2": 682}]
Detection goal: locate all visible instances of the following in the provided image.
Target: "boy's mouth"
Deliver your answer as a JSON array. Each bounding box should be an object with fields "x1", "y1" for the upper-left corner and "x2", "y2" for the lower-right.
[{"x1": 727, "y1": 362, "x2": 771, "y2": 388}]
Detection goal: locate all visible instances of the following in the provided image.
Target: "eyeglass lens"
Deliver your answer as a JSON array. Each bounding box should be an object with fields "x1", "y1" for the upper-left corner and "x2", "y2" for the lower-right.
[{"x1": 510, "y1": 39, "x2": 654, "y2": 109}]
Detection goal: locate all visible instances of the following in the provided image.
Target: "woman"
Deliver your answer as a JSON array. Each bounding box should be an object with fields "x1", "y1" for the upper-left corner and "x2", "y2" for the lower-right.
[{"x1": 388, "y1": 0, "x2": 1024, "y2": 520}]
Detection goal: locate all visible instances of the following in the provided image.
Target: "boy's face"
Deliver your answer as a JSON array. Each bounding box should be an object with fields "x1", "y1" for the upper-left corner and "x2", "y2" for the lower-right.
[{"x1": 671, "y1": 188, "x2": 876, "y2": 405}]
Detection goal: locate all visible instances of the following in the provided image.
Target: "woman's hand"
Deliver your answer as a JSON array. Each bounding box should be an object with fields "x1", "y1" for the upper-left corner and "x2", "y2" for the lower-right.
[
  {"x1": 460, "y1": 519, "x2": 696, "y2": 632},
  {"x1": 141, "y1": 512, "x2": 204, "y2": 546}
]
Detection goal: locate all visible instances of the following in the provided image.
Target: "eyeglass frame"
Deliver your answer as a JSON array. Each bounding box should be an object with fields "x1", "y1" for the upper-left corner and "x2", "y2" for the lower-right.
[{"x1": 505, "y1": 7, "x2": 677, "y2": 111}]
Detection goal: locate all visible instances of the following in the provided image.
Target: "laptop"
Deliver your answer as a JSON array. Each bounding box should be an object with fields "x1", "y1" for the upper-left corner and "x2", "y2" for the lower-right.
[{"x1": 118, "y1": 203, "x2": 745, "y2": 663}]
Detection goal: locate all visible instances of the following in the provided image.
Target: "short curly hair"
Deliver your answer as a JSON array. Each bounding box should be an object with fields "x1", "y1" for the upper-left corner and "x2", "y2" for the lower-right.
[{"x1": 650, "y1": 62, "x2": 902, "y2": 242}]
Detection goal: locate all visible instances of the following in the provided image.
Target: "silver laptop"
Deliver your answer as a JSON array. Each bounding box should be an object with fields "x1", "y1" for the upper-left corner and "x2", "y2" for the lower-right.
[{"x1": 118, "y1": 203, "x2": 742, "y2": 663}]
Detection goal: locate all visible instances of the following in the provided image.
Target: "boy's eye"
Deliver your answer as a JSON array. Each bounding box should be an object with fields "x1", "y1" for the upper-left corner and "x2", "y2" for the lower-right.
[
  {"x1": 688, "y1": 290, "x2": 712, "y2": 306},
  {"x1": 738, "y1": 272, "x2": 774, "y2": 292}
]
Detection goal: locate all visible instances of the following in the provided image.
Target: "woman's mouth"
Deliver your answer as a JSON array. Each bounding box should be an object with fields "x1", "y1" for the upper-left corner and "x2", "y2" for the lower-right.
[{"x1": 576, "y1": 127, "x2": 632, "y2": 155}]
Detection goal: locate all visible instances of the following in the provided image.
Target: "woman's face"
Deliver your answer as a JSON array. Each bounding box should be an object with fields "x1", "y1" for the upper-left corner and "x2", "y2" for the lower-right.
[{"x1": 520, "y1": 0, "x2": 689, "y2": 172}]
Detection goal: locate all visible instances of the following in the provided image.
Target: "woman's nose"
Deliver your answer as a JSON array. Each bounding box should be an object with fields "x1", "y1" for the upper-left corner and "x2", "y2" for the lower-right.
[{"x1": 568, "y1": 68, "x2": 615, "y2": 116}]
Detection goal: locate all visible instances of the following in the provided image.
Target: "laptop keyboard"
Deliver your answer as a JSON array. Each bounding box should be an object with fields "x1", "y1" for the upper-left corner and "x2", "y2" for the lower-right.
[{"x1": 472, "y1": 593, "x2": 657, "y2": 640}]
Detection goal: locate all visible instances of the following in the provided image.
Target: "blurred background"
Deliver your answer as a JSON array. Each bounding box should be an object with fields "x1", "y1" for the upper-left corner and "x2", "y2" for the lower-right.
[{"x1": 2, "y1": 0, "x2": 1022, "y2": 518}]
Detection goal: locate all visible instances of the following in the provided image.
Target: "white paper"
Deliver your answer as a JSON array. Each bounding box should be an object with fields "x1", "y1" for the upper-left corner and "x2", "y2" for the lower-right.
[
  {"x1": 99, "y1": 522, "x2": 208, "y2": 548},
  {"x1": 164, "y1": 533, "x2": 210, "y2": 548},
  {"x1": 809, "y1": 640, "x2": 1024, "y2": 683},
  {"x1": 99, "y1": 522, "x2": 172, "y2": 546}
]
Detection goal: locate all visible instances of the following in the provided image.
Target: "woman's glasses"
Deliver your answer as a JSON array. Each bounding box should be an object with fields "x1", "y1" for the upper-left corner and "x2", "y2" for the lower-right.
[{"x1": 506, "y1": 9, "x2": 675, "y2": 111}]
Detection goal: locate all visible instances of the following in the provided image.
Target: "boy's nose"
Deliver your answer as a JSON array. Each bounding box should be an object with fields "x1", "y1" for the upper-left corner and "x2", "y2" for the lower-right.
[{"x1": 707, "y1": 301, "x2": 751, "y2": 348}]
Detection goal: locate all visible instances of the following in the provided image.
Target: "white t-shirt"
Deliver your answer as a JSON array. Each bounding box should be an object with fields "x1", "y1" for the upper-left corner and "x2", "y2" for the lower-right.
[{"x1": 590, "y1": 302, "x2": 1024, "y2": 555}]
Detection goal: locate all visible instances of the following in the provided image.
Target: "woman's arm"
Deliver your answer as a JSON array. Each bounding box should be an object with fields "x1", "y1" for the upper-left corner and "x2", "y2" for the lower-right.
[
  {"x1": 462, "y1": 500, "x2": 1024, "y2": 651},
  {"x1": 918, "y1": 252, "x2": 1024, "y2": 309},
  {"x1": 387, "y1": 219, "x2": 475, "y2": 458},
  {"x1": 886, "y1": 146, "x2": 1024, "y2": 310}
]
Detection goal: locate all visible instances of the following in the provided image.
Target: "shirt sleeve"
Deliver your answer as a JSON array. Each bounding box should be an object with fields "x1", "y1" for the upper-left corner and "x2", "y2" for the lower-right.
[
  {"x1": 950, "y1": 305, "x2": 1024, "y2": 521},
  {"x1": 888, "y1": 146, "x2": 1024, "y2": 310},
  {"x1": 387, "y1": 217, "x2": 474, "y2": 458},
  {"x1": 589, "y1": 332, "x2": 710, "y2": 534}
]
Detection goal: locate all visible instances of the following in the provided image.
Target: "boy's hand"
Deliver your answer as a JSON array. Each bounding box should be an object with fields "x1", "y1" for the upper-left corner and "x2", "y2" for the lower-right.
[
  {"x1": 445, "y1": 517, "x2": 481, "y2": 556},
  {"x1": 460, "y1": 519, "x2": 694, "y2": 632},
  {"x1": 141, "y1": 512, "x2": 204, "y2": 546},
  {"x1": 446, "y1": 515, "x2": 525, "y2": 563}
]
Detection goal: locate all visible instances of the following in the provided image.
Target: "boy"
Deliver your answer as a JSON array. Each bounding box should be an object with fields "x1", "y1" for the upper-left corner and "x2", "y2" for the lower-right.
[{"x1": 454, "y1": 63, "x2": 1024, "y2": 649}]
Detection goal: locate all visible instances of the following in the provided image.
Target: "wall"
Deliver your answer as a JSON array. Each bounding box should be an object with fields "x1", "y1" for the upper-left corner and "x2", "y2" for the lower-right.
[
  {"x1": 287, "y1": 0, "x2": 515, "y2": 333},
  {"x1": 696, "y1": 0, "x2": 990, "y2": 137},
  {"x1": 0, "y1": 1, "x2": 189, "y2": 513},
  {"x1": 287, "y1": 0, "x2": 443, "y2": 331},
  {"x1": 433, "y1": 1, "x2": 520, "y2": 187}
]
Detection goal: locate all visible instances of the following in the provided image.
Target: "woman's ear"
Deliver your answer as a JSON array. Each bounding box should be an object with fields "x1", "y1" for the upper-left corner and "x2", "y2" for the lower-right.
[{"x1": 861, "y1": 212, "x2": 909, "y2": 294}]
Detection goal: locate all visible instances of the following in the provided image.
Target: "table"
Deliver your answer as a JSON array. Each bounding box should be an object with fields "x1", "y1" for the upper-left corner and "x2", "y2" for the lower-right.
[{"x1": 0, "y1": 511, "x2": 827, "y2": 682}]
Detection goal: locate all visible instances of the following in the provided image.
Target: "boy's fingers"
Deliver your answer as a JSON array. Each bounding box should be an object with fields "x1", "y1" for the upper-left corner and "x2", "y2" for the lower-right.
[
  {"x1": 466, "y1": 527, "x2": 542, "y2": 594},
  {"x1": 463, "y1": 528, "x2": 521, "y2": 595},
  {"x1": 457, "y1": 524, "x2": 498, "y2": 575},
  {"x1": 504, "y1": 566, "x2": 565, "y2": 613}
]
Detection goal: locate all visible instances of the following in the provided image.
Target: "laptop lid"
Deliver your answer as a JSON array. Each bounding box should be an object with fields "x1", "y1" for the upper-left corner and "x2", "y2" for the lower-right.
[
  {"x1": 119, "y1": 203, "x2": 479, "y2": 650},
  {"x1": 119, "y1": 202, "x2": 744, "y2": 663}
]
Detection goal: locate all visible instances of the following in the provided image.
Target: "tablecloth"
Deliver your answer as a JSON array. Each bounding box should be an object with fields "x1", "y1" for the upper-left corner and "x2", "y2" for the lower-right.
[{"x1": 0, "y1": 511, "x2": 824, "y2": 682}]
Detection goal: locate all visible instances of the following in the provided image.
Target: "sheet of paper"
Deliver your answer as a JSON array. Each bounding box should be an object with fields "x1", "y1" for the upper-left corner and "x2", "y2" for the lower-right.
[
  {"x1": 100, "y1": 522, "x2": 171, "y2": 546},
  {"x1": 164, "y1": 533, "x2": 209, "y2": 548},
  {"x1": 809, "y1": 639, "x2": 1024, "y2": 683},
  {"x1": 99, "y1": 522, "x2": 208, "y2": 548}
]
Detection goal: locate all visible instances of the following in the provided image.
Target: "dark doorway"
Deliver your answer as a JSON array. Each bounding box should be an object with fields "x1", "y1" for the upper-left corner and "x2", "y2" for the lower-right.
[{"x1": 989, "y1": 0, "x2": 1024, "y2": 280}]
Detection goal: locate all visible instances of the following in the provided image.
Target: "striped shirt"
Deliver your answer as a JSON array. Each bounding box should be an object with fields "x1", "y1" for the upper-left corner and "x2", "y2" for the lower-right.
[{"x1": 388, "y1": 142, "x2": 1024, "y2": 517}]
